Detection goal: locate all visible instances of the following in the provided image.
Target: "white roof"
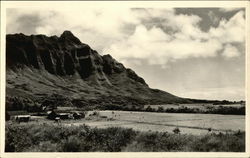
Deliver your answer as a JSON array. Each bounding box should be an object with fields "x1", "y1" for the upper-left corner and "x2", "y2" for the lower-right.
[{"x1": 16, "y1": 115, "x2": 31, "y2": 117}]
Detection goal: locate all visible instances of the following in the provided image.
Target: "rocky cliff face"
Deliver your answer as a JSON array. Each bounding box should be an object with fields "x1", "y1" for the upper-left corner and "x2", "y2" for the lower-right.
[
  {"x1": 6, "y1": 31, "x2": 146, "y2": 86},
  {"x1": 6, "y1": 31, "x2": 187, "y2": 108}
]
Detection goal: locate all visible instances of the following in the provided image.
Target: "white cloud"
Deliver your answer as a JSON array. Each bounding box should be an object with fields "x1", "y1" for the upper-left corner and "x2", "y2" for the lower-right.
[
  {"x1": 105, "y1": 9, "x2": 244, "y2": 66},
  {"x1": 208, "y1": 10, "x2": 220, "y2": 25},
  {"x1": 222, "y1": 44, "x2": 240, "y2": 58},
  {"x1": 7, "y1": 8, "x2": 245, "y2": 67},
  {"x1": 107, "y1": 25, "x2": 223, "y2": 66},
  {"x1": 209, "y1": 11, "x2": 245, "y2": 43}
]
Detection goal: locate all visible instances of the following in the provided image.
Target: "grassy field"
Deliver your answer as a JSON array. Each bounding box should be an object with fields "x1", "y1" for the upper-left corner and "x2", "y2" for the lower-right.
[
  {"x1": 5, "y1": 122, "x2": 245, "y2": 152},
  {"x1": 76, "y1": 111, "x2": 245, "y2": 135}
]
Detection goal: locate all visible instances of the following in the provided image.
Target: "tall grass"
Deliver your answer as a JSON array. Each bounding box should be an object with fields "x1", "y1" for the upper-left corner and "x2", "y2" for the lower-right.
[{"x1": 5, "y1": 123, "x2": 245, "y2": 152}]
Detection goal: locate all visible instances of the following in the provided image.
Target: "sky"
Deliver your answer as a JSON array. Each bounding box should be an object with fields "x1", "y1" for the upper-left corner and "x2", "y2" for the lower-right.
[{"x1": 6, "y1": 7, "x2": 246, "y2": 101}]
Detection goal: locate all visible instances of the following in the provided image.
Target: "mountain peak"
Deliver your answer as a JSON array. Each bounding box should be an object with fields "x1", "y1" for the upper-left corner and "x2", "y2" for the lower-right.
[
  {"x1": 60, "y1": 30, "x2": 81, "y2": 44},
  {"x1": 61, "y1": 30, "x2": 74, "y2": 37}
]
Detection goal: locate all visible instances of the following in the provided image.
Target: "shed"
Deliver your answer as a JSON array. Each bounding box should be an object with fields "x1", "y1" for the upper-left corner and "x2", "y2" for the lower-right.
[{"x1": 57, "y1": 113, "x2": 70, "y2": 120}]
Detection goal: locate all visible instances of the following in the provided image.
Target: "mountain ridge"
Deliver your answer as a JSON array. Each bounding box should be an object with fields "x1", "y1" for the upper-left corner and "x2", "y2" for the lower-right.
[{"x1": 6, "y1": 31, "x2": 190, "y2": 110}]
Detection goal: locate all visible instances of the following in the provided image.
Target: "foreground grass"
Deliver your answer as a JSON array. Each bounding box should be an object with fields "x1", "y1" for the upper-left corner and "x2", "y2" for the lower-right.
[{"x1": 5, "y1": 123, "x2": 245, "y2": 152}]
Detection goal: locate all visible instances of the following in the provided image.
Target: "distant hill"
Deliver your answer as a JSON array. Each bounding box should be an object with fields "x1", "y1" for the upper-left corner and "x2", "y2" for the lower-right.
[{"x1": 6, "y1": 31, "x2": 215, "y2": 110}]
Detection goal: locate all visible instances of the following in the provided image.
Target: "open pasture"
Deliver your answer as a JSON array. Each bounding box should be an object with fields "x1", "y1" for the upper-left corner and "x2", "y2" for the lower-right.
[{"x1": 79, "y1": 111, "x2": 245, "y2": 135}]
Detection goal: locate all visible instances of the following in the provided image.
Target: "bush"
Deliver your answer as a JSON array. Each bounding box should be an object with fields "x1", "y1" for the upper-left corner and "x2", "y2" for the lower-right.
[
  {"x1": 173, "y1": 127, "x2": 181, "y2": 134},
  {"x1": 62, "y1": 136, "x2": 81, "y2": 152},
  {"x1": 27, "y1": 141, "x2": 59, "y2": 152},
  {"x1": 145, "y1": 106, "x2": 154, "y2": 112},
  {"x1": 187, "y1": 132, "x2": 245, "y2": 152},
  {"x1": 124, "y1": 132, "x2": 194, "y2": 152},
  {"x1": 5, "y1": 123, "x2": 245, "y2": 152},
  {"x1": 6, "y1": 96, "x2": 41, "y2": 112},
  {"x1": 6, "y1": 111, "x2": 10, "y2": 121},
  {"x1": 5, "y1": 125, "x2": 33, "y2": 152},
  {"x1": 92, "y1": 111, "x2": 100, "y2": 116}
]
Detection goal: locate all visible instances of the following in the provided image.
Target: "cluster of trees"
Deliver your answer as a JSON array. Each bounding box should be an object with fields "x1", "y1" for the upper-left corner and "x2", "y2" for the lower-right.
[
  {"x1": 6, "y1": 94, "x2": 73, "y2": 112},
  {"x1": 79, "y1": 103, "x2": 245, "y2": 115},
  {"x1": 209, "y1": 106, "x2": 245, "y2": 115},
  {"x1": 212, "y1": 100, "x2": 245, "y2": 105},
  {"x1": 144, "y1": 105, "x2": 245, "y2": 115},
  {"x1": 6, "y1": 96, "x2": 40, "y2": 112}
]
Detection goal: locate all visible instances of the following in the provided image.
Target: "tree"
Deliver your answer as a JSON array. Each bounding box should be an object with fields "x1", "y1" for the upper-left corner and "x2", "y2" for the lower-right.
[
  {"x1": 173, "y1": 127, "x2": 180, "y2": 134},
  {"x1": 157, "y1": 106, "x2": 164, "y2": 112},
  {"x1": 145, "y1": 106, "x2": 153, "y2": 112},
  {"x1": 131, "y1": 105, "x2": 137, "y2": 111}
]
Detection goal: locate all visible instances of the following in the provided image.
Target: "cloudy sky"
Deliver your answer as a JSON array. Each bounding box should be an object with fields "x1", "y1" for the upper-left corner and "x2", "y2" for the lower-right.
[{"x1": 6, "y1": 7, "x2": 245, "y2": 101}]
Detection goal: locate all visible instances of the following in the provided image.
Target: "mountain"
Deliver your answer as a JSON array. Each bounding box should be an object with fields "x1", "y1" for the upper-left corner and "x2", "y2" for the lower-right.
[{"x1": 6, "y1": 31, "x2": 190, "y2": 110}]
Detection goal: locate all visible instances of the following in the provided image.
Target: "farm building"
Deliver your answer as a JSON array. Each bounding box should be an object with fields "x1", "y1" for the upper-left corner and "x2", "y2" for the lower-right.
[
  {"x1": 15, "y1": 115, "x2": 31, "y2": 123},
  {"x1": 47, "y1": 110, "x2": 84, "y2": 120},
  {"x1": 47, "y1": 111, "x2": 57, "y2": 120}
]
